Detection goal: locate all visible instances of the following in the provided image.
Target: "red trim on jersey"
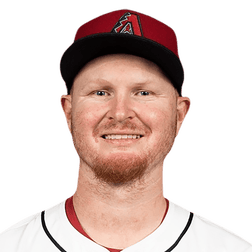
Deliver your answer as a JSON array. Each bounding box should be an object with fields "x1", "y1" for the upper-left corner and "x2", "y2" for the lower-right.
[
  {"x1": 65, "y1": 196, "x2": 169, "y2": 252},
  {"x1": 65, "y1": 197, "x2": 92, "y2": 239},
  {"x1": 162, "y1": 198, "x2": 169, "y2": 223},
  {"x1": 65, "y1": 197, "x2": 122, "y2": 252}
]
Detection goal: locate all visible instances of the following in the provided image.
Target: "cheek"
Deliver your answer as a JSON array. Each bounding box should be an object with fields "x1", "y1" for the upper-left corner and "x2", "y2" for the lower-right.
[
  {"x1": 138, "y1": 103, "x2": 176, "y2": 133},
  {"x1": 72, "y1": 103, "x2": 104, "y2": 134}
]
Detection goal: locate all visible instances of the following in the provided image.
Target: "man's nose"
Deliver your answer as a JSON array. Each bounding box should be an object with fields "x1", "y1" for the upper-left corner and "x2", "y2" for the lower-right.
[{"x1": 106, "y1": 95, "x2": 135, "y2": 122}]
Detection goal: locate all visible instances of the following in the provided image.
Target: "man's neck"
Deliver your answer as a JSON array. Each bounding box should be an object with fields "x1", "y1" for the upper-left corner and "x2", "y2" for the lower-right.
[{"x1": 72, "y1": 163, "x2": 167, "y2": 250}]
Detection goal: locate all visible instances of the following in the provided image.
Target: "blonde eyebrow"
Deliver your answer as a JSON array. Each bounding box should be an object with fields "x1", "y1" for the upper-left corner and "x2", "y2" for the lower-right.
[
  {"x1": 133, "y1": 82, "x2": 151, "y2": 87},
  {"x1": 78, "y1": 78, "x2": 153, "y2": 93}
]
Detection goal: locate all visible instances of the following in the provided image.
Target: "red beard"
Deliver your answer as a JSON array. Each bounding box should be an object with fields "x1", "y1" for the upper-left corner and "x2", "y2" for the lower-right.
[
  {"x1": 71, "y1": 117, "x2": 176, "y2": 186},
  {"x1": 90, "y1": 153, "x2": 149, "y2": 186}
]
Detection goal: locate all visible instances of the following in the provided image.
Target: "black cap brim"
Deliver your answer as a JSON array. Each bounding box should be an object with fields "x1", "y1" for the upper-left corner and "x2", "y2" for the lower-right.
[{"x1": 60, "y1": 33, "x2": 184, "y2": 95}]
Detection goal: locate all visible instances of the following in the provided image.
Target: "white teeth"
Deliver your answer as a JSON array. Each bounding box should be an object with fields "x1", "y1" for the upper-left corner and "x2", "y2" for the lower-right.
[{"x1": 104, "y1": 134, "x2": 141, "y2": 140}]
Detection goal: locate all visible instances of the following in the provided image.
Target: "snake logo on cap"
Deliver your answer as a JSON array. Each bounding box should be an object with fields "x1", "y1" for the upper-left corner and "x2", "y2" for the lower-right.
[{"x1": 111, "y1": 12, "x2": 143, "y2": 36}]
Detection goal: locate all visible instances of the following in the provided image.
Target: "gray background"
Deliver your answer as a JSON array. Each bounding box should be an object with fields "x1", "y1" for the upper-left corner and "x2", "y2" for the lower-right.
[{"x1": 1, "y1": 0, "x2": 251, "y2": 244}]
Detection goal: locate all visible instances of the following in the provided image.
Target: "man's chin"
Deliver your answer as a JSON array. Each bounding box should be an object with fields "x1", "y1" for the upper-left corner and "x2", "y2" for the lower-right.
[{"x1": 90, "y1": 154, "x2": 149, "y2": 186}]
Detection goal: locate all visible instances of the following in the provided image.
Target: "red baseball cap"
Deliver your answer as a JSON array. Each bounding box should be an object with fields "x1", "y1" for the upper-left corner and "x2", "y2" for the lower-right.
[{"x1": 60, "y1": 9, "x2": 184, "y2": 95}]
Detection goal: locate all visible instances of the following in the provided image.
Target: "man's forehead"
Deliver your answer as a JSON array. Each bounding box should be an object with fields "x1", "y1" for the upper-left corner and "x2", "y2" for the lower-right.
[
  {"x1": 78, "y1": 54, "x2": 162, "y2": 73},
  {"x1": 73, "y1": 54, "x2": 172, "y2": 89},
  {"x1": 75, "y1": 78, "x2": 156, "y2": 91}
]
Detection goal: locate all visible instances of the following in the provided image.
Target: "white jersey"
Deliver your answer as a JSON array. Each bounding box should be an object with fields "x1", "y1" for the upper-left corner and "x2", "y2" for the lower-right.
[{"x1": 0, "y1": 200, "x2": 251, "y2": 252}]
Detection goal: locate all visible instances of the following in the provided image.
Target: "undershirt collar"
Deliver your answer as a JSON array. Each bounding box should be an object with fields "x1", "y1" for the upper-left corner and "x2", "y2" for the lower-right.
[{"x1": 65, "y1": 196, "x2": 169, "y2": 252}]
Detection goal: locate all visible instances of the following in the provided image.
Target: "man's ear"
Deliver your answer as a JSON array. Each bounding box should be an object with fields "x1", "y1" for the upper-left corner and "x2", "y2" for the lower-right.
[
  {"x1": 176, "y1": 96, "x2": 190, "y2": 136},
  {"x1": 61, "y1": 95, "x2": 72, "y2": 132}
]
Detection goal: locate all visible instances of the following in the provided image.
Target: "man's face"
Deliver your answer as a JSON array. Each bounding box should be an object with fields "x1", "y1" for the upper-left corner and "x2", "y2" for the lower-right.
[{"x1": 62, "y1": 54, "x2": 189, "y2": 186}]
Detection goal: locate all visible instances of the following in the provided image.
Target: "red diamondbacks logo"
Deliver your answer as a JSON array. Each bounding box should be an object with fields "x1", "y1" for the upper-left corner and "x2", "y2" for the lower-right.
[{"x1": 111, "y1": 12, "x2": 143, "y2": 36}]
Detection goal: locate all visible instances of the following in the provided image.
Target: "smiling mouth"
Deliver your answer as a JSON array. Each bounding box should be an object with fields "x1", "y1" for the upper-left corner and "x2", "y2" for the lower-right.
[{"x1": 101, "y1": 134, "x2": 143, "y2": 140}]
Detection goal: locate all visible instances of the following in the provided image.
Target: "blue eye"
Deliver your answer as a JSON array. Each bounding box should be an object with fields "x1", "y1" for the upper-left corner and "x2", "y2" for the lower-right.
[
  {"x1": 96, "y1": 91, "x2": 106, "y2": 96},
  {"x1": 94, "y1": 90, "x2": 150, "y2": 96},
  {"x1": 140, "y1": 91, "x2": 150, "y2": 96}
]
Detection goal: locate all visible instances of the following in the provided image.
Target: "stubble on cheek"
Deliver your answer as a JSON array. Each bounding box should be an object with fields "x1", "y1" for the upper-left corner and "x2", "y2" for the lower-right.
[
  {"x1": 70, "y1": 116, "x2": 152, "y2": 186},
  {"x1": 70, "y1": 107, "x2": 178, "y2": 187}
]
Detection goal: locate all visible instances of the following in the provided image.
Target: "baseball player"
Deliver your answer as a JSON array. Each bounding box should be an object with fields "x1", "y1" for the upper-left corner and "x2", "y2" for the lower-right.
[{"x1": 0, "y1": 9, "x2": 251, "y2": 252}]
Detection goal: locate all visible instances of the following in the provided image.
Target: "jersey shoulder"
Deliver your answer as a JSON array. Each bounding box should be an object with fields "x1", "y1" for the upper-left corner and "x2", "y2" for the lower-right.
[
  {"x1": 0, "y1": 202, "x2": 64, "y2": 252},
  {"x1": 195, "y1": 214, "x2": 251, "y2": 241},
  {"x1": 0, "y1": 212, "x2": 41, "y2": 251},
  {"x1": 182, "y1": 212, "x2": 252, "y2": 251}
]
